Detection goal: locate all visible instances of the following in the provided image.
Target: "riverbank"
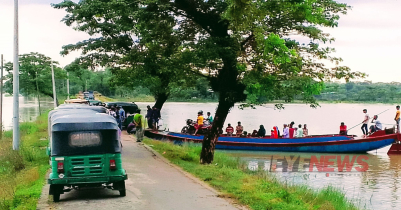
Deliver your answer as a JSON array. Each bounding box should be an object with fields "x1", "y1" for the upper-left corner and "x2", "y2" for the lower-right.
[
  {"x1": 0, "y1": 113, "x2": 49, "y2": 209},
  {"x1": 142, "y1": 138, "x2": 359, "y2": 210}
]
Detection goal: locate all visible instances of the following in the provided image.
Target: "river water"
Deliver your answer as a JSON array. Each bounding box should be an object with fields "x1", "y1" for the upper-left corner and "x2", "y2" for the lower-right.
[
  {"x1": 136, "y1": 102, "x2": 401, "y2": 210},
  {"x1": 2, "y1": 95, "x2": 54, "y2": 130}
]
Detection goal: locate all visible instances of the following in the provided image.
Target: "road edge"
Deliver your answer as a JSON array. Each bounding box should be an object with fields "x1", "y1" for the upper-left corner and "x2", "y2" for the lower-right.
[
  {"x1": 129, "y1": 135, "x2": 249, "y2": 210},
  {"x1": 36, "y1": 170, "x2": 53, "y2": 210}
]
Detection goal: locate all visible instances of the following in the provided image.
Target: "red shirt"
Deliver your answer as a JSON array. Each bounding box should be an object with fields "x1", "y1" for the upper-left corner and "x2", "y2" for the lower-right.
[
  {"x1": 289, "y1": 128, "x2": 295, "y2": 139},
  {"x1": 226, "y1": 126, "x2": 234, "y2": 133},
  {"x1": 340, "y1": 125, "x2": 347, "y2": 131}
]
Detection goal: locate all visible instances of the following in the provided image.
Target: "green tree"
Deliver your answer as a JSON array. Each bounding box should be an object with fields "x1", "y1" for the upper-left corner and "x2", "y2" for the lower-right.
[
  {"x1": 53, "y1": 0, "x2": 196, "y2": 109},
  {"x1": 54, "y1": 0, "x2": 364, "y2": 163},
  {"x1": 3, "y1": 53, "x2": 66, "y2": 101}
]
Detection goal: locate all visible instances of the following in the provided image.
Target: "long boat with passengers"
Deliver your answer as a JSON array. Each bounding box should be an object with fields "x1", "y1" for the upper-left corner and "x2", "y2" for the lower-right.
[{"x1": 145, "y1": 129, "x2": 400, "y2": 153}]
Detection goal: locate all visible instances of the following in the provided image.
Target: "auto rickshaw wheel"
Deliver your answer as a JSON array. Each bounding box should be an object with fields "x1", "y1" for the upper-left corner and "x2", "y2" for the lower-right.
[
  {"x1": 53, "y1": 193, "x2": 60, "y2": 202},
  {"x1": 119, "y1": 189, "x2": 126, "y2": 197},
  {"x1": 113, "y1": 181, "x2": 126, "y2": 197}
]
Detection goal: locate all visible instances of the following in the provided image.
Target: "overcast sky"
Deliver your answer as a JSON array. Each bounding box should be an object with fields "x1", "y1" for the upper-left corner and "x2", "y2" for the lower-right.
[{"x1": 0, "y1": 0, "x2": 400, "y2": 82}]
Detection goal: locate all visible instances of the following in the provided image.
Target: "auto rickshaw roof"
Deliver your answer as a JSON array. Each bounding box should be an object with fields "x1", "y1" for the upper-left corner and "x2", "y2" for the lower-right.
[
  {"x1": 56, "y1": 104, "x2": 107, "y2": 113},
  {"x1": 51, "y1": 113, "x2": 118, "y2": 132},
  {"x1": 105, "y1": 102, "x2": 138, "y2": 106}
]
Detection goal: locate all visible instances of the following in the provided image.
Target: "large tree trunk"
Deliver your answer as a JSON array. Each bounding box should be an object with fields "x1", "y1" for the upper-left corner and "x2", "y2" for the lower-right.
[
  {"x1": 154, "y1": 92, "x2": 169, "y2": 110},
  {"x1": 199, "y1": 37, "x2": 246, "y2": 164},
  {"x1": 200, "y1": 99, "x2": 233, "y2": 164}
]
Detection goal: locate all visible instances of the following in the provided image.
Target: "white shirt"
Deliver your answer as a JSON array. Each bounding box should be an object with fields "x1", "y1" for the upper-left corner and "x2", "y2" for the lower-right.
[{"x1": 363, "y1": 113, "x2": 369, "y2": 124}]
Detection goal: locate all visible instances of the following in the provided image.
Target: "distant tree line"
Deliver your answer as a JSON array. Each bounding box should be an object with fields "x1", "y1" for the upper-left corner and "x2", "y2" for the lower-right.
[{"x1": 316, "y1": 81, "x2": 401, "y2": 103}]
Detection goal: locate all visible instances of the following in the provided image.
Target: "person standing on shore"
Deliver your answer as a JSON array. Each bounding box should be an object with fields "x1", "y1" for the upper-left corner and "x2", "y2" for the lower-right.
[
  {"x1": 152, "y1": 106, "x2": 161, "y2": 131},
  {"x1": 146, "y1": 105, "x2": 153, "y2": 129},
  {"x1": 361, "y1": 109, "x2": 369, "y2": 137},
  {"x1": 395, "y1": 106, "x2": 400, "y2": 133},
  {"x1": 134, "y1": 109, "x2": 144, "y2": 142}
]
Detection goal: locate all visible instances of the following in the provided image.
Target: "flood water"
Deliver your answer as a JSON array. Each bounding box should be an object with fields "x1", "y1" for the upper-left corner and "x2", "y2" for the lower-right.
[
  {"x1": 136, "y1": 102, "x2": 401, "y2": 210},
  {"x1": 2, "y1": 95, "x2": 54, "y2": 130}
]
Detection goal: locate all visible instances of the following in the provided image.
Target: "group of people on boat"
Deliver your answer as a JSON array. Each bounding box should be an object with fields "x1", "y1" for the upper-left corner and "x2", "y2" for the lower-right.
[
  {"x1": 194, "y1": 111, "x2": 213, "y2": 135},
  {"x1": 341, "y1": 106, "x2": 401, "y2": 138},
  {"x1": 223, "y1": 121, "x2": 309, "y2": 139}
]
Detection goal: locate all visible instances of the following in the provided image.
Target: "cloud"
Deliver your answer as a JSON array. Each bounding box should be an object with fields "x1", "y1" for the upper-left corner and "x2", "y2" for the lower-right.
[
  {"x1": 0, "y1": 1, "x2": 87, "y2": 67},
  {"x1": 1, "y1": 0, "x2": 401, "y2": 83}
]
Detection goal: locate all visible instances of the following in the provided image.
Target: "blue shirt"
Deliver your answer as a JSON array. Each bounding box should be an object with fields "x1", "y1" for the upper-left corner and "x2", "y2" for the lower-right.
[{"x1": 118, "y1": 108, "x2": 125, "y2": 121}]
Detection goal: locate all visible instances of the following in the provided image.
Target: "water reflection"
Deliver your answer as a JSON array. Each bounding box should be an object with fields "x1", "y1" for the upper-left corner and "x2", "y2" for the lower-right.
[{"x1": 223, "y1": 149, "x2": 401, "y2": 210}]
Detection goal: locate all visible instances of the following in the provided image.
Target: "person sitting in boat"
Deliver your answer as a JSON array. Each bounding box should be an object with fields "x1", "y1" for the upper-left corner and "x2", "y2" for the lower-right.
[
  {"x1": 339, "y1": 122, "x2": 347, "y2": 135},
  {"x1": 206, "y1": 112, "x2": 214, "y2": 124},
  {"x1": 275, "y1": 126, "x2": 280, "y2": 137},
  {"x1": 283, "y1": 124, "x2": 290, "y2": 138},
  {"x1": 226, "y1": 123, "x2": 234, "y2": 136},
  {"x1": 257, "y1": 125, "x2": 266, "y2": 138},
  {"x1": 270, "y1": 130, "x2": 274, "y2": 138},
  {"x1": 296, "y1": 124, "x2": 303, "y2": 138},
  {"x1": 251, "y1": 130, "x2": 258, "y2": 137},
  {"x1": 240, "y1": 131, "x2": 248, "y2": 137},
  {"x1": 289, "y1": 123, "x2": 295, "y2": 139},
  {"x1": 194, "y1": 111, "x2": 204, "y2": 135},
  {"x1": 236, "y1": 121, "x2": 244, "y2": 137},
  {"x1": 303, "y1": 124, "x2": 308, "y2": 136},
  {"x1": 369, "y1": 115, "x2": 382, "y2": 134},
  {"x1": 272, "y1": 126, "x2": 278, "y2": 138}
]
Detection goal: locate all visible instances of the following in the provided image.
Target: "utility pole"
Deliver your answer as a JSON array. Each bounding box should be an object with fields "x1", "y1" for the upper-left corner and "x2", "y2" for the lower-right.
[
  {"x1": 0, "y1": 54, "x2": 3, "y2": 137},
  {"x1": 51, "y1": 62, "x2": 57, "y2": 108},
  {"x1": 35, "y1": 71, "x2": 41, "y2": 115},
  {"x1": 13, "y1": 0, "x2": 20, "y2": 150},
  {"x1": 67, "y1": 71, "x2": 70, "y2": 100}
]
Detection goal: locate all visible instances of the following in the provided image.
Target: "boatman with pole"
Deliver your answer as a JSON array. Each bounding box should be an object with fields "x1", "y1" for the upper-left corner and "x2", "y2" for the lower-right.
[
  {"x1": 361, "y1": 109, "x2": 369, "y2": 138},
  {"x1": 395, "y1": 105, "x2": 400, "y2": 133}
]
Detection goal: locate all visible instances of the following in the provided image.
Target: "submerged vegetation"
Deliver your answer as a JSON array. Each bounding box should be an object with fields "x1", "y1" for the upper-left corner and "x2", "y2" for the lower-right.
[
  {"x1": 143, "y1": 138, "x2": 359, "y2": 210},
  {"x1": 0, "y1": 113, "x2": 49, "y2": 210}
]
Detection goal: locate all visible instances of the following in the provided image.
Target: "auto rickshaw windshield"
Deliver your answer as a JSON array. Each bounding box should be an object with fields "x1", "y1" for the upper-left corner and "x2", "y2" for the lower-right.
[{"x1": 50, "y1": 114, "x2": 120, "y2": 156}]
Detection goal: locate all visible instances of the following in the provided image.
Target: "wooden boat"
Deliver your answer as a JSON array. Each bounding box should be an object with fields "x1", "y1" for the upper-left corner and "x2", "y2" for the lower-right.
[{"x1": 145, "y1": 129, "x2": 399, "y2": 153}]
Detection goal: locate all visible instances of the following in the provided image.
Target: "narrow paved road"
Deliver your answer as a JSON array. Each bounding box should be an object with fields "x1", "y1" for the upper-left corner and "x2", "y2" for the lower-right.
[{"x1": 38, "y1": 133, "x2": 242, "y2": 210}]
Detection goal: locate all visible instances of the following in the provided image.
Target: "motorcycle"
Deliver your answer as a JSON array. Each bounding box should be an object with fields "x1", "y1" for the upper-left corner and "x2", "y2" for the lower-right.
[{"x1": 181, "y1": 119, "x2": 211, "y2": 135}]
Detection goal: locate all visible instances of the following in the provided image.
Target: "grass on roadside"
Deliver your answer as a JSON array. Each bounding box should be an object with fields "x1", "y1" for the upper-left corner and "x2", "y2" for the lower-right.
[
  {"x1": 0, "y1": 113, "x2": 50, "y2": 210},
  {"x1": 143, "y1": 138, "x2": 359, "y2": 210}
]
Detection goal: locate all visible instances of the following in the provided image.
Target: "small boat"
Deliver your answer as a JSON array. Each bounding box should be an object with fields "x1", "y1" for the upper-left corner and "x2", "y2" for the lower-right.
[{"x1": 145, "y1": 129, "x2": 398, "y2": 153}]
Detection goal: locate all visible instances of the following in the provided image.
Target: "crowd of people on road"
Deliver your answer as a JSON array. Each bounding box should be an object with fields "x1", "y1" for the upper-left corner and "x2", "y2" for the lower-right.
[{"x1": 106, "y1": 104, "x2": 162, "y2": 142}]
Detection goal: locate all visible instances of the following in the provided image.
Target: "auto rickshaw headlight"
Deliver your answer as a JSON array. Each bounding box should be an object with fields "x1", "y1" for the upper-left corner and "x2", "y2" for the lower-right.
[
  {"x1": 110, "y1": 160, "x2": 117, "y2": 171},
  {"x1": 57, "y1": 162, "x2": 64, "y2": 173}
]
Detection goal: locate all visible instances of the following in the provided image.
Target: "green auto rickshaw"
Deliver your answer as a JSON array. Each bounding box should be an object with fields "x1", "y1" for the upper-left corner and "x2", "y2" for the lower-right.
[{"x1": 47, "y1": 112, "x2": 127, "y2": 202}]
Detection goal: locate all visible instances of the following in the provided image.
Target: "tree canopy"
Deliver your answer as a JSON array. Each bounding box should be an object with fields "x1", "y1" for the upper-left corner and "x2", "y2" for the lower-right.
[
  {"x1": 54, "y1": 0, "x2": 365, "y2": 163},
  {"x1": 3, "y1": 52, "x2": 66, "y2": 99}
]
